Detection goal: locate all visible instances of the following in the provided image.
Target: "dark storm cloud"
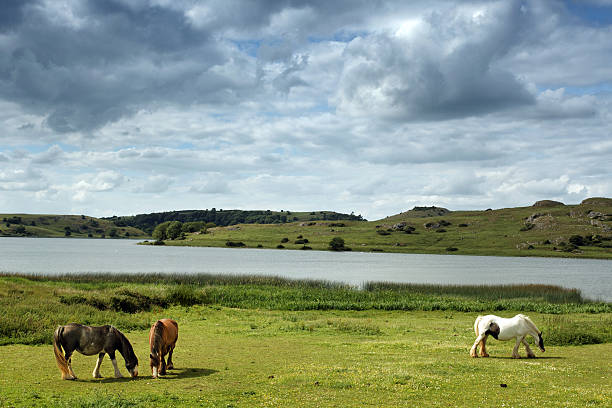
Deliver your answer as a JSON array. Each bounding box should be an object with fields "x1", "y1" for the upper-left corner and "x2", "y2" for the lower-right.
[{"x1": 0, "y1": 0, "x2": 243, "y2": 133}]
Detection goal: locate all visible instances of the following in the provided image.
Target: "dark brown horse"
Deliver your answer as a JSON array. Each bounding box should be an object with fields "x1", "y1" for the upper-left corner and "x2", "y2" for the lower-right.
[
  {"x1": 149, "y1": 319, "x2": 178, "y2": 378},
  {"x1": 53, "y1": 324, "x2": 139, "y2": 380}
]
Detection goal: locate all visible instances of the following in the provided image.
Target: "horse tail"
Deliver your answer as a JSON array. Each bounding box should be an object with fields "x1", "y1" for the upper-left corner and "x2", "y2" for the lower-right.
[
  {"x1": 53, "y1": 326, "x2": 71, "y2": 379},
  {"x1": 474, "y1": 315, "x2": 483, "y2": 336}
]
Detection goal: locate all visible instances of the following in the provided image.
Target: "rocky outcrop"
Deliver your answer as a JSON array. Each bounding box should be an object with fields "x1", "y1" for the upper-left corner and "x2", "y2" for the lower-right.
[
  {"x1": 533, "y1": 200, "x2": 564, "y2": 207},
  {"x1": 581, "y1": 197, "x2": 612, "y2": 206},
  {"x1": 524, "y1": 213, "x2": 557, "y2": 230}
]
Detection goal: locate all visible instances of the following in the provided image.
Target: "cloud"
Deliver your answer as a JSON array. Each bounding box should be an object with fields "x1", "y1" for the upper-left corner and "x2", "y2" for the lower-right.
[
  {"x1": 0, "y1": 166, "x2": 48, "y2": 191},
  {"x1": 190, "y1": 175, "x2": 231, "y2": 194},
  {"x1": 0, "y1": 1, "x2": 611, "y2": 219},
  {"x1": 335, "y1": 1, "x2": 535, "y2": 121},
  {"x1": 134, "y1": 175, "x2": 174, "y2": 194},
  {"x1": 73, "y1": 171, "x2": 125, "y2": 192},
  {"x1": 32, "y1": 145, "x2": 65, "y2": 164}
]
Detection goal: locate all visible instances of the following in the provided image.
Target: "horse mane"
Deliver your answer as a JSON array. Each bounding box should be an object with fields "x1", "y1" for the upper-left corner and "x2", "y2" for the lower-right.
[
  {"x1": 113, "y1": 326, "x2": 138, "y2": 365},
  {"x1": 518, "y1": 314, "x2": 541, "y2": 335},
  {"x1": 152, "y1": 320, "x2": 165, "y2": 353}
]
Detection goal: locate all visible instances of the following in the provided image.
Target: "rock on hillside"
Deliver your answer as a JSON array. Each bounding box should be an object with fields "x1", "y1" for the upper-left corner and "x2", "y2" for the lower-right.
[
  {"x1": 581, "y1": 197, "x2": 612, "y2": 206},
  {"x1": 533, "y1": 200, "x2": 564, "y2": 207}
]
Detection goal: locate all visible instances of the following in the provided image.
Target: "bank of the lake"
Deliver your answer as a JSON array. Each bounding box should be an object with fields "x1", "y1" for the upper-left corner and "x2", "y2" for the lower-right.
[
  {"x1": 1, "y1": 238, "x2": 611, "y2": 301},
  {"x1": 0, "y1": 275, "x2": 610, "y2": 407}
]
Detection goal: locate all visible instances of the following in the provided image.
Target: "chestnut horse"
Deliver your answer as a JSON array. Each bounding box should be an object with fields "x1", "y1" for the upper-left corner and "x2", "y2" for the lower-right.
[{"x1": 149, "y1": 319, "x2": 178, "y2": 378}]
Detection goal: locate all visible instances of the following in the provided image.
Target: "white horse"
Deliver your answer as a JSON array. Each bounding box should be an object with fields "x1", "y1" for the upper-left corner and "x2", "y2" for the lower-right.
[{"x1": 470, "y1": 314, "x2": 545, "y2": 359}]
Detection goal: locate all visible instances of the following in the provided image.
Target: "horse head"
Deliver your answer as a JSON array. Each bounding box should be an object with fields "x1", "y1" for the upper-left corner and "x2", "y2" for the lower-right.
[
  {"x1": 537, "y1": 332, "x2": 545, "y2": 352},
  {"x1": 117, "y1": 329, "x2": 139, "y2": 377},
  {"x1": 150, "y1": 351, "x2": 161, "y2": 378}
]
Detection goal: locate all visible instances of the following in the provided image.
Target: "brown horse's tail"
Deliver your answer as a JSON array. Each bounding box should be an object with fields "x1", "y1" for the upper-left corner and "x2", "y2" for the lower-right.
[{"x1": 53, "y1": 326, "x2": 71, "y2": 379}]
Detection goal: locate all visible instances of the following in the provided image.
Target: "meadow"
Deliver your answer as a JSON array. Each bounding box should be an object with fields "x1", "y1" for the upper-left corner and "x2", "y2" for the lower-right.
[
  {"x1": 0, "y1": 273, "x2": 610, "y2": 407},
  {"x1": 153, "y1": 200, "x2": 612, "y2": 259}
]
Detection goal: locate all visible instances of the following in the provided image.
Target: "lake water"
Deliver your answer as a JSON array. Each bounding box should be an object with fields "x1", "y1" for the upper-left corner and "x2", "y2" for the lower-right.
[{"x1": 1, "y1": 237, "x2": 610, "y2": 301}]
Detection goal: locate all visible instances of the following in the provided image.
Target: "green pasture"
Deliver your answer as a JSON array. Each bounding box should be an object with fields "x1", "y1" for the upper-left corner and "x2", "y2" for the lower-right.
[
  {"x1": 152, "y1": 202, "x2": 612, "y2": 259},
  {"x1": 0, "y1": 274, "x2": 611, "y2": 407},
  {"x1": 1, "y1": 307, "x2": 610, "y2": 407},
  {"x1": 0, "y1": 213, "x2": 148, "y2": 239}
]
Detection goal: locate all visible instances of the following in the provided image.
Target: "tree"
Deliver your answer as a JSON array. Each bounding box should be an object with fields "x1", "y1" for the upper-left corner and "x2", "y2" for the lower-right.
[
  {"x1": 166, "y1": 221, "x2": 183, "y2": 240},
  {"x1": 329, "y1": 237, "x2": 349, "y2": 251},
  {"x1": 152, "y1": 222, "x2": 171, "y2": 242}
]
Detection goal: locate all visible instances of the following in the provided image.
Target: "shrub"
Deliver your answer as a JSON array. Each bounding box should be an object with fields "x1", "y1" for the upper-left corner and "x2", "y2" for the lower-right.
[
  {"x1": 276, "y1": 245, "x2": 285, "y2": 249},
  {"x1": 166, "y1": 285, "x2": 203, "y2": 306},
  {"x1": 226, "y1": 241, "x2": 246, "y2": 247},
  {"x1": 445, "y1": 247, "x2": 458, "y2": 252},
  {"x1": 568, "y1": 235, "x2": 585, "y2": 246},
  {"x1": 281, "y1": 237, "x2": 289, "y2": 243},
  {"x1": 329, "y1": 237, "x2": 351, "y2": 251},
  {"x1": 377, "y1": 230, "x2": 390, "y2": 236}
]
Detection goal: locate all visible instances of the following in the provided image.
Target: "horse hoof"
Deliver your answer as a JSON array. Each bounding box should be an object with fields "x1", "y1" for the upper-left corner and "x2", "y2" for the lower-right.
[
  {"x1": 481, "y1": 354, "x2": 489, "y2": 358},
  {"x1": 167, "y1": 365, "x2": 174, "y2": 370},
  {"x1": 527, "y1": 355, "x2": 536, "y2": 359},
  {"x1": 512, "y1": 355, "x2": 521, "y2": 359}
]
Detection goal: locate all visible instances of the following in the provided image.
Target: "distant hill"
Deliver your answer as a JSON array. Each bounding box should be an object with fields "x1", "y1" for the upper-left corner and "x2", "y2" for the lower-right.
[
  {"x1": 148, "y1": 197, "x2": 612, "y2": 259},
  {"x1": 105, "y1": 209, "x2": 365, "y2": 234},
  {"x1": 381, "y1": 206, "x2": 450, "y2": 222},
  {"x1": 0, "y1": 214, "x2": 148, "y2": 239}
]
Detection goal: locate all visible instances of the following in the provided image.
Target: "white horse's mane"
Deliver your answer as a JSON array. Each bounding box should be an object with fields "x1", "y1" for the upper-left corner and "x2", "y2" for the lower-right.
[{"x1": 518, "y1": 314, "x2": 540, "y2": 334}]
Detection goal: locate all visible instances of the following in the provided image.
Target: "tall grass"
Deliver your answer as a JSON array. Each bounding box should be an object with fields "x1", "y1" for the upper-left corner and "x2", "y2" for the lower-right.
[
  {"x1": 363, "y1": 282, "x2": 585, "y2": 304},
  {"x1": 0, "y1": 273, "x2": 610, "y2": 345}
]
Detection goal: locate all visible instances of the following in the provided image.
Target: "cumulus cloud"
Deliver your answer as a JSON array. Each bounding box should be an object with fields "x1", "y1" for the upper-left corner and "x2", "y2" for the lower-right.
[
  {"x1": 0, "y1": 0, "x2": 611, "y2": 218},
  {"x1": 134, "y1": 175, "x2": 174, "y2": 194},
  {"x1": 73, "y1": 171, "x2": 125, "y2": 193},
  {"x1": 335, "y1": 1, "x2": 535, "y2": 121}
]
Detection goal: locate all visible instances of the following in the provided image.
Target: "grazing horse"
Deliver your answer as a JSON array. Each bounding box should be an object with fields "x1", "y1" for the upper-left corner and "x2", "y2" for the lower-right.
[
  {"x1": 470, "y1": 314, "x2": 545, "y2": 359},
  {"x1": 149, "y1": 319, "x2": 178, "y2": 378},
  {"x1": 53, "y1": 323, "x2": 138, "y2": 380}
]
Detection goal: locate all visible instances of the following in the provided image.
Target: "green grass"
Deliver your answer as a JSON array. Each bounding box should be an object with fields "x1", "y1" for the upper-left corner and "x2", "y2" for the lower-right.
[
  {"x1": 0, "y1": 213, "x2": 148, "y2": 239},
  {"x1": 1, "y1": 274, "x2": 610, "y2": 347},
  {"x1": 0, "y1": 307, "x2": 610, "y2": 407},
  {"x1": 0, "y1": 275, "x2": 611, "y2": 407},
  {"x1": 148, "y1": 201, "x2": 612, "y2": 259}
]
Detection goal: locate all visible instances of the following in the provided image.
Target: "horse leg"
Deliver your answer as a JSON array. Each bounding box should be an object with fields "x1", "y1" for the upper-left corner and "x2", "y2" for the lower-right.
[
  {"x1": 522, "y1": 339, "x2": 536, "y2": 358},
  {"x1": 470, "y1": 334, "x2": 485, "y2": 357},
  {"x1": 166, "y1": 347, "x2": 174, "y2": 370},
  {"x1": 479, "y1": 335, "x2": 489, "y2": 357},
  {"x1": 65, "y1": 351, "x2": 78, "y2": 380},
  {"x1": 160, "y1": 354, "x2": 167, "y2": 375},
  {"x1": 109, "y1": 352, "x2": 123, "y2": 378},
  {"x1": 512, "y1": 337, "x2": 523, "y2": 359},
  {"x1": 93, "y1": 353, "x2": 104, "y2": 378}
]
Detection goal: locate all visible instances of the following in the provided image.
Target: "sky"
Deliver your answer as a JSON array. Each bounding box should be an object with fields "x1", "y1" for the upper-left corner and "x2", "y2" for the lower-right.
[{"x1": 1, "y1": 0, "x2": 611, "y2": 220}]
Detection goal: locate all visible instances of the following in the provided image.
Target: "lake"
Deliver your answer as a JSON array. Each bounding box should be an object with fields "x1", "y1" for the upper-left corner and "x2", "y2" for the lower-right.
[{"x1": 1, "y1": 237, "x2": 610, "y2": 301}]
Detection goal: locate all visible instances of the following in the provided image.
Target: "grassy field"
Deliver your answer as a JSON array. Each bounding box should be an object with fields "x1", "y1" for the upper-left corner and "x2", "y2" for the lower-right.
[
  {"x1": 0, "y1": 274, "x2": 610, "y2": 407},
  {"x1": 150, "y1": 200, "x2": 612, "y2": 259},
  {"x1": 0, "y1": 214, "x2": 148, "y2": 239}
]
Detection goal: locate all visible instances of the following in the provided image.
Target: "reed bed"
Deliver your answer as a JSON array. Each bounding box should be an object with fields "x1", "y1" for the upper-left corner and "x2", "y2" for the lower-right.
[
  {"x1": 363, "y1": 282, "x2": 585, "y2": 304},
  {"x1": 1, "y1": 273, "x2": 610, "y2": 346}
]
